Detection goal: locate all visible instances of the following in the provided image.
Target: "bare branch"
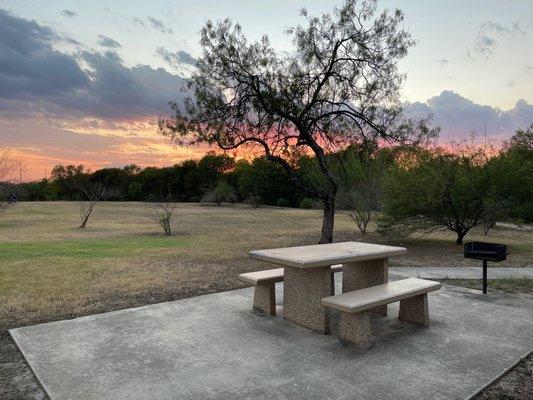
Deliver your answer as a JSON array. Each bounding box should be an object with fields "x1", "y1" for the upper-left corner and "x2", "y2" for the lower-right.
[{"x1": 145, "y1": 195, "x2": 177, "y2": 235}]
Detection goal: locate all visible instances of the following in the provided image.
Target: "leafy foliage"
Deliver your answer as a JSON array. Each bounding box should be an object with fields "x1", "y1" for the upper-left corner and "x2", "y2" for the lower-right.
[
  {"x1": 379, "y1": 145, "x2": 506, "y2": 244},
  {"x1": 300, "y1": 198, "x2": 314, "y2": 209},
  {"x1": 159, "y1": 0, "x2": 435, "y2": 242},
  {"x1": 487, "y1": 125, "x2": 533, "y2": 223},
  {"x1": 201, "y1": 180, "x2": 237, "y2": 205}
]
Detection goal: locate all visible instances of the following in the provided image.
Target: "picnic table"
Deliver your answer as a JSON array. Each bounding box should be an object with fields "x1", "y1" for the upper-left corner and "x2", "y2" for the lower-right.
[{"x1": 249, "y1": 241, "x2": 407, "y2": 333}]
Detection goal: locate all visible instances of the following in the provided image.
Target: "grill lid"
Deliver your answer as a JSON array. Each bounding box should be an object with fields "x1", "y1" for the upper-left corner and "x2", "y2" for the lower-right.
[{"x1": 464, "y1": 241, "x2": 508, "y2": 261}]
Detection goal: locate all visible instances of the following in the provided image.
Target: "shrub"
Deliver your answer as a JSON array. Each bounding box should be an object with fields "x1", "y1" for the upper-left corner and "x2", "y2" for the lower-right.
[
  {"x1": 245, "y1": 195, "x2": 263, "y2": 208},
  {"x1": 277, "y1": 198, "x2": 290, "y2": 207},
  {"x1": 201, "y1": 181, "x2": 237, "y2": 205},
  {"x1": 299, "y1": 198, "x2": 314, "y2": 209}
]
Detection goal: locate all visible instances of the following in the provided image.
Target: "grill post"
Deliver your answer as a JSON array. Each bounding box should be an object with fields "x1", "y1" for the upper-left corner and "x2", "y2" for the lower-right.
[{"x1": 482, "y1": 260, "x2": 488, "y2": 294}]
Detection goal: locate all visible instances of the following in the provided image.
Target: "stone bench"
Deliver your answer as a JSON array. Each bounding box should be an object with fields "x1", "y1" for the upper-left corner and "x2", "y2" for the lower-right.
[
  {"x1": 322, "y1": 277, "x2": 441, "y2": 348},
  {"x1": 239, "y1": 265, "x2": 343, "y2": 316}
]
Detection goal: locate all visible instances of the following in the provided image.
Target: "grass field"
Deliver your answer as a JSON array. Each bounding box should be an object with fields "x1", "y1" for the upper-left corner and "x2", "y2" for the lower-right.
[
  {"x1": 1, "y1": 201, "x2": 532, "y2": 400},
  {"x1": 1, "y1": 201, "x2": 532, "y2": 331}
]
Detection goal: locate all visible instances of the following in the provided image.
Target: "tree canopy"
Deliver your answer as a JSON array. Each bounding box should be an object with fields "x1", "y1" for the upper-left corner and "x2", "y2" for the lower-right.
[{"x1": 159, "y1": 0, "x2": 436, "y2": 242}]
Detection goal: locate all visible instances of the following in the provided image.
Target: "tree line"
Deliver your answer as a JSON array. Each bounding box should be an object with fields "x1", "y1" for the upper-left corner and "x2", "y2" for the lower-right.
[
  {"x1": 2, "y1": 125, "x2": 532, "y2": 244},
  {"x1": 5, "y1": 152, "x2": 304, "y2": 206}
]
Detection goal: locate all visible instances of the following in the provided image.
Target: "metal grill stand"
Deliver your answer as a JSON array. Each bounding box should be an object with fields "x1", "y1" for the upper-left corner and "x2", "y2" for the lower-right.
[{"x1": 464, "y1": 242, "x2": 508, "y2": 294}]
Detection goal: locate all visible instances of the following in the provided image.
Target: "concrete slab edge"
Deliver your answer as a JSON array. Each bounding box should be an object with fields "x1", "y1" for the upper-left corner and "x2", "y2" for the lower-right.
[
  {"x1": 464, "y1": 349, "x2": 533, "y2": 400},
  {"x1": 8, "y1": 287, "x2": 254, "y2": 400},
  {"x1": 9, "y1": 330, "x2": 52, "y2": 399},
  {"x1": 9, "y1": 284, "x2": 532, "y2": 400}
]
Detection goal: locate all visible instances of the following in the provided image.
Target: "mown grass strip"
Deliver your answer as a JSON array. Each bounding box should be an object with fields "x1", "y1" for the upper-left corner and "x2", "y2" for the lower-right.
[{"x1": 0, "y1": 236, "x2": 191, "y2": 261}]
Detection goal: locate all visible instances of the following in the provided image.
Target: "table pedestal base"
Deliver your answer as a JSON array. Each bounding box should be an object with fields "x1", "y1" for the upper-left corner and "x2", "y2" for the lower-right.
[
  {"x1": 283, "y1": 266, "x2": 331, "y2": 334},
  {"x1": 342, "y1": 258, "x2": 388, "y2": 316}
]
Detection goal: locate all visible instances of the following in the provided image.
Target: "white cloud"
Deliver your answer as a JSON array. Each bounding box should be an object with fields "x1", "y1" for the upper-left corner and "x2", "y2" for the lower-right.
[{"x1": 406, "y1": 91, "x2": 533, "y2": 140}]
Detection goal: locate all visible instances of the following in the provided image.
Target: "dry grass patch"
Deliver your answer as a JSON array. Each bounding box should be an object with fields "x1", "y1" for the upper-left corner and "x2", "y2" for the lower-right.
[{"x1": 0, "y1": 202, "x2": 532, "y2": 331}]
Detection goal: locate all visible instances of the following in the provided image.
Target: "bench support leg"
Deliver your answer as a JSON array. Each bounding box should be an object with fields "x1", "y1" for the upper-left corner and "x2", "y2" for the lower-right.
[
  {"x1": 253, "y1": 284, "x2": 276, "y2": 316},
  {"x1": 343, "y1": 258, "x2": 388, "y2": 316},
  {"x1": 338, "y1": 311, "x2": 371, "y2": 349},
  {"x1": 399, "y1": 293, "x2": 429, "y2": 327}
]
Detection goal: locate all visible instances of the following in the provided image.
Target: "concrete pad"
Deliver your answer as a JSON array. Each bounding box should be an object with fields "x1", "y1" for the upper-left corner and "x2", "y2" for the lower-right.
[
  {"x1": 10, "y1": 277, "x2": 533, "y2": 400},
  {"x1": 391, "y1": 266, "x2": 533, "y2": 280}
]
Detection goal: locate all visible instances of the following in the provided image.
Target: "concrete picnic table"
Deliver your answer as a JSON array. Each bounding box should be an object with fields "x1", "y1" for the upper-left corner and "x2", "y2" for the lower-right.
[{"x1": 249, "y1": 241, "x2": 407, "y2": 333}]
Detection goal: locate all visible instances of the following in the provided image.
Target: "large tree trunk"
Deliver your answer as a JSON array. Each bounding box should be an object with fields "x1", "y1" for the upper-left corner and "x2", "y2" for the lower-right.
[
  {"x1": 455, "y1": 229, "x2": 467, "y2": 245},
  {"x1": 320, "y1": 192, "x2": 336, "y2": 244}
]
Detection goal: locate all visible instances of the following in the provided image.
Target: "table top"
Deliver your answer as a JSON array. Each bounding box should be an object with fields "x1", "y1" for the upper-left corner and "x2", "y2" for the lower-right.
[{"x1": 249, "y1": 241, "x2": 407, "y2": 269}]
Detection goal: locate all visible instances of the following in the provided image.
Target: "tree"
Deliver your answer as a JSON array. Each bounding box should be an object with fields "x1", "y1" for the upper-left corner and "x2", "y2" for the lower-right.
[
  {"x1": 145, "y1": 196, "x2": 177, "y2": 235},
  {"x1": 299, "y1": 144, "x2": 385, "y2": 234},
  {"x1": 380, "y1": 146, "x2": 503, "y2": 244},
  {"x1": 236, "y1": 157, "x2": 298, "y2": 205},
  {"x1": 336, "y1": 150, "x2": 385, "y2": 234},
  {"x1": 51, "y1": 164, "x2": 89, "y2": 200},
  {"x1": 0, "y1": 148, "x2": 17, "y2": 213},
  {"x1": 0, "y1": 148, "x2": 16, "y2": 184},
  {"x1": 77, "y1": 183, "x2": 106, "y2": 228},
  {"x1": 488, "y1": 125, "x2": 533, "y2": 224},
  {"x1": 201, "y1": 180, "x2": 237, "y2": 205},
  {"x1": 159, "y1": 0, "x2": 435, "y2": 243}
]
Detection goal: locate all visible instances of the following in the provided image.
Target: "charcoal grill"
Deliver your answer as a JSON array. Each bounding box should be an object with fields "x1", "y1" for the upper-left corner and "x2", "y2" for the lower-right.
[{"x1": 464, "y1": 242, "x2": 508, "y2": 294}]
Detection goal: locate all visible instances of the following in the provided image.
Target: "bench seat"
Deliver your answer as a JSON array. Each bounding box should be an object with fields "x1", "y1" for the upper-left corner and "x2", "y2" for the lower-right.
[
  {"x1": 239, "y1": 264, "x2": 343, "y2": 315},
  {"x1": 322, "y1": 277, "x2": 441, "y2": 348}
]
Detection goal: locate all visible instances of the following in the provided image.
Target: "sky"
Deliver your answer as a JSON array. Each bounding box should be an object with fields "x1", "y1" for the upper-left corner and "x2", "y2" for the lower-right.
[{"x1": 0, "y1": 0, "x2": 532, "y2": 180}]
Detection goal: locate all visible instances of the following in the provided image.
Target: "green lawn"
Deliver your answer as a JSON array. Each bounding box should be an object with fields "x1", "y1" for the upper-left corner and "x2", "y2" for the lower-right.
[
  {"x1": 0, "y1": 236, "x2": 190, "y2": 261},
  {"x1": 1, "y1": 201, "x2": 532, "y2": 331}
]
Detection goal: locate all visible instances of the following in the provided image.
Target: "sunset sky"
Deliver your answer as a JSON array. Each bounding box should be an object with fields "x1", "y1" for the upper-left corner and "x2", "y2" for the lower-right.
[{"x1": 1, "y1": 0, "x2": 532, "y2": 180}]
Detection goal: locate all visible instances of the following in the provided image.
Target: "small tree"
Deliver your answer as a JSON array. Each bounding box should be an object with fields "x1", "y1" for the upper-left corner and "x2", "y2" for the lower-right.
[
  {"x1": 299, "y1": 144, "x2": 385, "y2": 234},
  {"x1": 337, "y1": 153, "x2": 384, "y2": 234},
  {"x1": 201, "y1": 181, "x2": 237, "y2": 205},
  {"x1": 0, "y1": 148, "x2": 16, "y2": 183},
  {"x1": 145, "y1": 196, "x2": 176, "y2": 235},
  {"x1": 379, "y1": 145, "x2": 503, "y2": 244},
  {"x1": 77, "y1": 183, "x2": 106, "y2": 228},
  {"x1": 0, "y1": 148, "x2": 17, "y2": 214},
  {"x1": 159, "y1": 0, "x2": 435, "y2": 243}
]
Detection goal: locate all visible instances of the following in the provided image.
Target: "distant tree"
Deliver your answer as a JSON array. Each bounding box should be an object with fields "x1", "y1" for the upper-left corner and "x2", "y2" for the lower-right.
[
  {"x1": 127, "y1": 181, "x2": 143, "y2": 200},
  {"x1": 51, "y1": 164, "x2": 89, "y2": 200},
  {"x1": 379, "y1": 145, "x2": 503, "y2": 244},
  {"x1": 0, "y1": 147, "x2": 16, "y2": 184},
  {"x1": 244, "y1": 195, "x2": 263, "y2": 208},
  {"x1": 77, "y1": 183, "x2": 106, "y2": 228},
  {"x1": 145, "y1": 195, "x2": 177, "y2": 235},
  {"x1": 336, "y1": 150, "x2": 385, "y2": 234},
  {"x1": 299, "y1": 144, "x2": 385, "y2": 234},
  {"x1": 0, "y1": 148, "x2": 17, "y2": 213},
  {"x1": 277, "y1": 198, "x2": 290, "y2": 208},
  {"x1": 91, "y1": 165, "x2": 140, "y2": 200},
  {"x1": 299, "y1": 198, "x2": 315, "y2": 209},
  {"x1": 160, "y1": 0, "x2": 435, "y2": 243},
  {"x1": 488, "y1": 125, "x2": 533, "y2": 223},
  {"x1": 506, "y1": 124, "x2": 533, "y2": 155},
  {"x1": 201, "y1": 180, "x2": 237, "y2": 205},
  {"x1": 236, "y1": 157, "x2": 298, "y2": 206}
]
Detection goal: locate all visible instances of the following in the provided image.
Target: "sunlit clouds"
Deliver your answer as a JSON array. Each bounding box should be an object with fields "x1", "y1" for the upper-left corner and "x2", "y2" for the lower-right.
[{"x1": 0, "y1": 1, "x2": 532, "y2": 181}]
